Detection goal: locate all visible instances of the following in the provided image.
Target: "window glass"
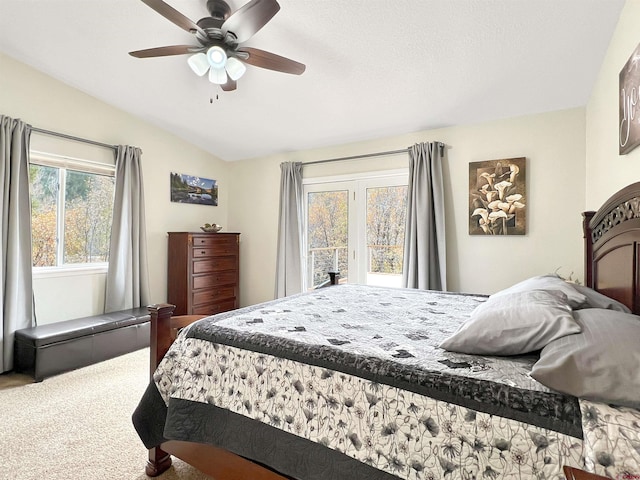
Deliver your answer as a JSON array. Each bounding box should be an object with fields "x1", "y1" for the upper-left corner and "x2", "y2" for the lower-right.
[
  {"x1": 365, "y1": 185, "x2": 407, "y2": 287},
  {"x1": 29, "y1": 156, "x2": 115, "y2": 269},
  {"x1": 304, "y1": 172, "x2": 408, "y2": 289},
  {"x1": 63, "y1": 170, "x2": 114, "y2": 264},
  {"x1": 307, "y1": 190, "x2": 349, "y2": 288},
  {"x1": 30, "y1": 164, "x2": 59, "y2": 267}
]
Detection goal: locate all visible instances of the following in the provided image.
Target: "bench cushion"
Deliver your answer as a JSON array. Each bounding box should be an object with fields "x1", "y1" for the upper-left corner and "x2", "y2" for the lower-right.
[{"x1": 16, "y1": 308, "x2": 150, "y2": 347}]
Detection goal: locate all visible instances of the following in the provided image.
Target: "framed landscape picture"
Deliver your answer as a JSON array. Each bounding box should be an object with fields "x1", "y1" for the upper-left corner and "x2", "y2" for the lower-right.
[
  {"x1": 170, "y1": 172, "x2": 218, "y2": 206},
  {"x1": 469, "y1": 157, "x2": 526, "y2": 235}
]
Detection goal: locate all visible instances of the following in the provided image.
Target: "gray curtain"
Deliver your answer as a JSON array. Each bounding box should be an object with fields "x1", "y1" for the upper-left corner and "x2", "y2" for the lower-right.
[
  {"x1": 1, "y1": 116, "x2": 34, "y2": 372},
  {"x1": 104, "y1": 145, "x2": 150, "y2": 312},
  {"x1": 274, "y1": 162, "x2": 305, "y2": 298},
  {"x1": 402, "y1": 142, "x2": 447, "y2": 291}
]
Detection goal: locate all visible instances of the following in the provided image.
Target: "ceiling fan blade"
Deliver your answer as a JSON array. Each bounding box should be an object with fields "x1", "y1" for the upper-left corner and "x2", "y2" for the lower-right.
[
  {"x1": 221, "y1": 79, "x2": 237, "y2": 91},
  {"x1": 222, "y1": 0, "x2": 280, "y2": 43},
  {"x1": 237, "y1": 47, "x2": 305, "y2": 75},
  {"x1": 129, "y1": 45, "x2": 200, "y2": 58},
  {"x1": 139, "y1": 0, "x2": 206, "y2": 36}
]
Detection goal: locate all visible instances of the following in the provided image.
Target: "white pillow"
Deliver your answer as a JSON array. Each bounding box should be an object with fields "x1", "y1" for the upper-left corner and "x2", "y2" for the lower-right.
[
  {"x1": 569, "y1": 283, "x2": 632, "y2": 313},
  {"x1": 492, "y1": 274, "x2": 588, "y2": 309},
  {"x1": 440, "y1": 289, "x2": 581, "y2": 356},
  {"x1": 531, "y1": 309, "x2": 640, "y2": 409}
]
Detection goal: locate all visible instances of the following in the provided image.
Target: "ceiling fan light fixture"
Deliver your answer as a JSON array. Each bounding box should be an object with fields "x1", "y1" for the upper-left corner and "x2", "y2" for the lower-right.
[
  {"x1": 206, "y1": 45, "x2": 227, "y2": 69},
  {"x1": 209, "y1": 66, "x2": 228, "y2": 85},
  {"x1": 187, "y1": 53, "x2": 210, "y2": 76},
  {"x1": 131, "y1": 0, "x2": 307, "y2": 91},
  {"x1": 225, "y1": 56, "x2": 246, "y2": 80}
]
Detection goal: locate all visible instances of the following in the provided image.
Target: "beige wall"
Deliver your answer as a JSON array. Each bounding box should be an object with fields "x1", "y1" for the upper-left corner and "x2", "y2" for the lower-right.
[
  {"x1": 228, "y1": 0, "x2": 640, "y2": 307},
  {"x1": 229, "y1": 108, "x2": 587, "y2": 306},
  {"x1": 12, "y1": 0, "x2": 638, "y2": 317},
  {"x1": 586, "y1": 0, "x2": 640, "y2": 209},
  {"x1": 0, "y1": 52, "x2": 229, "y2": 323}
]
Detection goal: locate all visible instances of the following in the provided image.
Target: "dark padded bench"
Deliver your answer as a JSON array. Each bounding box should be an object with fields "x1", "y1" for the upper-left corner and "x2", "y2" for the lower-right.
[{"x1": 14, "y1": 307, "x2": 150, "y2": 381}]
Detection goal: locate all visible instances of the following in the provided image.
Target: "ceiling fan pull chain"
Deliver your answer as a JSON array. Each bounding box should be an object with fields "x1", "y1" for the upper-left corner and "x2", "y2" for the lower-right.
[{"x1": 209, "y1": 86, "x2": 221, "y2": 104}]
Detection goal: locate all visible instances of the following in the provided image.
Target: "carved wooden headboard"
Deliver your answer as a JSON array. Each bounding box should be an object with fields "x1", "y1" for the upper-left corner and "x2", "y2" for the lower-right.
[{"x1": 583, "y1": 181, "x2": 640, "y2": 315}]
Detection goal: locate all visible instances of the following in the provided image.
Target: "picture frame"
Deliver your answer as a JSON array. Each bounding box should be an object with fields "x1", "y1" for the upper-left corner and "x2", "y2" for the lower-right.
[
  {"x1": 469, "y1": 157, "x2": 526, "y2": 235},
  {"x1": 170, "y1": 172, "x2": 218, "y2": 206},
  {"x1": 619, "y1": 42, "x2": 640, "y2": 155}
]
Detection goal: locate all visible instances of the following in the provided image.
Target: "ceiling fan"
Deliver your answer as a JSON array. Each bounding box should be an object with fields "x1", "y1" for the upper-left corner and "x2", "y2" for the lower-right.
[{"x1": 129, "y1": 0, "x2": 306, "y2": 91}]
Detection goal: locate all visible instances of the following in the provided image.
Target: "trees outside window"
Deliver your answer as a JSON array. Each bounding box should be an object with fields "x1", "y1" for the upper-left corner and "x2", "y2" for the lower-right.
[
  {"x1": 366, "y1": 185, "x2": 407, "y2": 277},
  {"x1": 304, "y1": 172, "x2": 407, "y2": 289},
  {"x1": 29, "y1": 158, "x2": 115, "y2": 268},
  {"x1": 307, "y1": 190, "x2": 349, "y2": 287}
]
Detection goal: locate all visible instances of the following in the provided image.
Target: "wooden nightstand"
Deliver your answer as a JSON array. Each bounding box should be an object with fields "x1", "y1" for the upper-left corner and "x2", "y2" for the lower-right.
[{"x1": 563, "y1": 466, "x2": 609, "y2": 480}]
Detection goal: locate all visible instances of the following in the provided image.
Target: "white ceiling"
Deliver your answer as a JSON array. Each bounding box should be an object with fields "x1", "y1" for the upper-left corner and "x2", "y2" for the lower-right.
[{"x1": 0, "y1": 0, "x2": 625, "y2": 162}]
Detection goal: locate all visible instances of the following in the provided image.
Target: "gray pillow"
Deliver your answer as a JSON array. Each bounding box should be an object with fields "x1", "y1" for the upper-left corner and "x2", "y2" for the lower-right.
[
  {"x1": 492, "y1": 274, "x2": 588, "y2": 309},
  {"x1": 531, "y1": 309, "x2": 640, "y2": 409},
  {"x1": 439, "y1": 289, "x2": 581, "y2": 355},
  {"x1": 569, "y1": 283, "x2": 632, "y2": 313}
]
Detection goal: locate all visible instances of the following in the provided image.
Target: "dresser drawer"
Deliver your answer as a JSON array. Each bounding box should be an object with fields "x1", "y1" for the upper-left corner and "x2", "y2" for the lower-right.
[
  {"x1": 191, "y1": 299, "x2": 237, "y2": 316},
  {"x1": 192, "y1": 256, "x2": 238, "y2": 274},
  {"x1": 192, "y1": 271, "x2": 238, "y2": 289},
  {"x1": 192, "y1": 286, "x2": 236, "y2": 306},
  {"x1": 192, "y1": 236, "x2": 238, "y2": 252},
  {"x1": 192, "y1": 245, "x2": 239, "y2": 258}
]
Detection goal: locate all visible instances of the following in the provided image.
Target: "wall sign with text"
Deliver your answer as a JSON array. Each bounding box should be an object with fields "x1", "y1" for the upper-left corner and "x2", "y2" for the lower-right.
[{"x1": 620, "y1": 42, "x2": 640, "y2": 155}]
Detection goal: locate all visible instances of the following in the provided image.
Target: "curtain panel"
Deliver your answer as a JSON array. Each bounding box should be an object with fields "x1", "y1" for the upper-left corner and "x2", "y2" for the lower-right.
[
  {"x1": 0, "y1": 115, "x2": 34, "y2": 372},
  {"x1": 402, "y1": 142, "x2": 447, "y2": 291},
  {"x1": 274, "y1": 162, "x2": 305, "y2": 298},
  {"x1": 104, "y1": 145, "x2": 150, "y2": 312}
]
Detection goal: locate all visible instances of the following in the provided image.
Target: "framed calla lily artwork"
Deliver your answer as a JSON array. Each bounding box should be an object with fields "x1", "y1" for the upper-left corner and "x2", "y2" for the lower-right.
[{"x1": 469, "y1": 157, "x2": 526, "y2": 235}]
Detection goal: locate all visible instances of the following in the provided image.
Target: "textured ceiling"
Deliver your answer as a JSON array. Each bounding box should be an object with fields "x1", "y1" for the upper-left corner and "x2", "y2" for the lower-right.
[{"x1": 0, "y1": 0, "x2": 625, "y2": 161}]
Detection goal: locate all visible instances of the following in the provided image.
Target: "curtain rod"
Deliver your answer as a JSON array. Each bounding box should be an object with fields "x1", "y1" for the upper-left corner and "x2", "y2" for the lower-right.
[
  {"x1": 31, "y1": 126, "x2": 117, "y2": 151},
  {"x1": 302, "y1": 148, "x2": 408, "y2": 166},
  {"x1": 302, "y1": 143, "x2": 444, "y2": 166}
]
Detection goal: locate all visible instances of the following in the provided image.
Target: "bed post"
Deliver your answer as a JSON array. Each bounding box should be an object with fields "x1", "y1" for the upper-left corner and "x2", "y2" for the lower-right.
[
  {"x1": 582, "y1": 211, "x2": 595, "y2": 288},
  {"x1": 148, "y1": 303, "x2": 176, "y2": 376},
  {"x1": 145, "y1": 303, "x2": 176, "y2": 477}
]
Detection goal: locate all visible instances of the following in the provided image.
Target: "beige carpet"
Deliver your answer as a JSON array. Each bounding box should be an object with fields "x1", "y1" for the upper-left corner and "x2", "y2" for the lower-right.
[{"x1": 0, "y1": 348, "x2": 211, "y2": 480}]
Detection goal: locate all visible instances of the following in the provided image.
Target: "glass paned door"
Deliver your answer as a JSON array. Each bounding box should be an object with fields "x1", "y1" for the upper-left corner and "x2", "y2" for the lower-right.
[
  {"x1": 306, "y1": 190, "x2": 349, "y2": 288},
  {"x1": 304, "y1": 172, "x2": 408, "y2": 289},
  {"x1": 365, "y1": 185, "x2": 407, "y2": 287}
]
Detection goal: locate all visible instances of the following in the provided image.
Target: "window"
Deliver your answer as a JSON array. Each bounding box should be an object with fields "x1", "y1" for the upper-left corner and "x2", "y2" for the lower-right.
[
  {"x1": 29, "y1": 152, "x2": 116, "y2": 269},
  {"x1": 304, "y1": 171, "x2": 408, "y2": 289}
]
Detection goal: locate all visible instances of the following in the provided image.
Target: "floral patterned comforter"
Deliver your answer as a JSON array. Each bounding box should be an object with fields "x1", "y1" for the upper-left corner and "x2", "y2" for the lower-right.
[{"x1": 138, "y1": 285, "x2": 640, "y2": 480}]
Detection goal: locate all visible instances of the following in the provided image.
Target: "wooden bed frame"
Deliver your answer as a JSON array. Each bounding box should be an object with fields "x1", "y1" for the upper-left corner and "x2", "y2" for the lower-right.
[
  {"x1": 144, "y1": 181, "x2": 640, "y2": 479},
  {"x1": 582, "y1": 181, "x2": 640, "y2": 315}
]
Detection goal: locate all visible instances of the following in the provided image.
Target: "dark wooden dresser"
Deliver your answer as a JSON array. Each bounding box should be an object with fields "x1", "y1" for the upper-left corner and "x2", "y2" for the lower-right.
[{"x1": 167, "y1": 232, "x2": 240, "y2": 315}]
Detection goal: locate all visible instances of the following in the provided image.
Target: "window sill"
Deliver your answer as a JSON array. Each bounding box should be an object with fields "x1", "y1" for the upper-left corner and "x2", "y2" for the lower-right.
[{"x1": 33, "y1": 264, "x2": 108, "y2": 279}]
